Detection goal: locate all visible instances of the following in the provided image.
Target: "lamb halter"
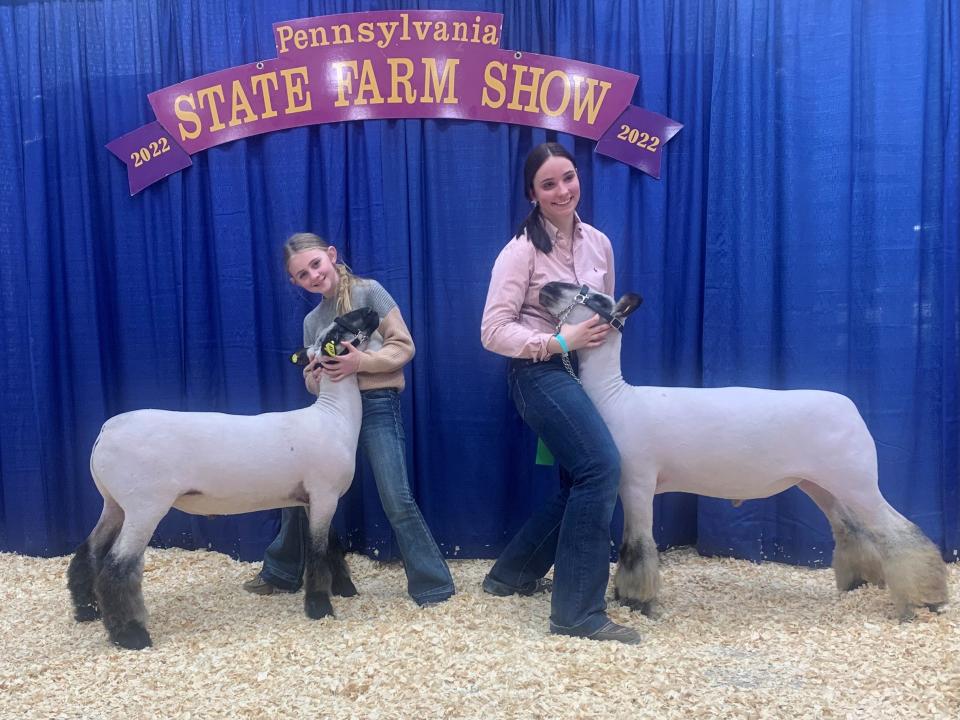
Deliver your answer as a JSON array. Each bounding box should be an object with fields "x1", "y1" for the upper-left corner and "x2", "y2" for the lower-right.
[
  {"x1": 553, "y1": 285, "x2": 623, "y2": 383},
  {"x1": 330, "y1": 316, "x2": 370, "y2": 353}
]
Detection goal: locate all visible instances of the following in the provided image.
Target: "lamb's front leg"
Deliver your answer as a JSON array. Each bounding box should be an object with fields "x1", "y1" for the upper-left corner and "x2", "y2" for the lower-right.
[
  {"x1": 327, "y1": 526, "x2": 358, "y2": 597},
  {"x1": 304, "y1": 496, "x2": 339, "y2": 619},
  {"x1": 614, "y1": 477, "x2": 660, "y2": 618}
]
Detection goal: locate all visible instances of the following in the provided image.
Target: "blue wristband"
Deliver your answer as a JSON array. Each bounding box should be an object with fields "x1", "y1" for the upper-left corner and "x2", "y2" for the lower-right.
[{"x1": 554, "y1": 333, "x2": 570, "y2": 354}]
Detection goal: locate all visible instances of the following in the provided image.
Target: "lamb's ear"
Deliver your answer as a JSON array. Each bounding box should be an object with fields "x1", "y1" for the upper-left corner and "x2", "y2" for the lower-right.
[{"x1": 614, "y1": 293, "x2": 643, "y2": 320}]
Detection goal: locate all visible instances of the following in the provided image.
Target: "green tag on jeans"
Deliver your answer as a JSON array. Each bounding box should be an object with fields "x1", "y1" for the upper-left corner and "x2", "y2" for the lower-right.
[{"x1": 535, "y1": 437, "x2": 555, "y2": 466}]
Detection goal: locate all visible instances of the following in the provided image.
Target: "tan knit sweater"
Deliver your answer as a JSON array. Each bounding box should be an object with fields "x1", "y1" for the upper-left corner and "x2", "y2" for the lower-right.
[{"x1": 302, "y1": 279, "x2": 414, "y2": 392}]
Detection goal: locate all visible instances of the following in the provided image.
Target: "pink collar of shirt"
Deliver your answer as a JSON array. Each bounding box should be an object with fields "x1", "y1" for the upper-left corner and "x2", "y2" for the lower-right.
[{"x1": 540, "y1": 213, "x2": 585, "y2": 251}]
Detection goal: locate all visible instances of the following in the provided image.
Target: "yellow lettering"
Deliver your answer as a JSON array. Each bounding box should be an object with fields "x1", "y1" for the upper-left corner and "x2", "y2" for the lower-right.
[
  {"x1": 421, "y1": 58, "x2": 458, "y2": 104},
  {"x1": 332, "y1": 23, "x2": 353, "y2": 44},
  {"x1": 354, "y1": 60, "x2": 384, "y2": 105},
  {"x1": 308, "y1": 27, "x2": 327, "y2": 47},
  {"x1": 433, "y1": 21, "x2": 449, "y2": 42},
  {"x1": 481, "y1": 61, "x2": 507, "y2": 108},
  {"x1": 507, "y1": 65, "x2": 544, "y2": 112},
  {"x1": 387, "y1": 58, "x2": 417, "y2": 103},
  {"x1": 333, "y1": 61, "x2": 358, "y2": 107},
  {"x1": 377, "y1": 21, "x2": 399, "y2": 49},
  {"x1": 572, "y1": 77, "x2": 613, "y2": 125},
  {"x1": 412, "y1": 21, "x2": 431, "y2": 41},
  {"x1": 174, "y1": 94, "x2": 201, "y2": 141},
  {"x1": 229, "y1": 80, "x2": 258, "y2": 126},
  {"x1": 482, "y1": 25, "x2": 499, "y2": 45},
  {"x1": 197, "y1": 84, "x2": 227, "y2": 132},
  {"x1": 276, "y1": 25, "x2": 294, "y2": 54},
  {"x1": 357, "y1": 22, "x2": 374, "y2": 43},
  {"x1": 293, "y1": 29, "x2": 308, "y2": 50},
  {"x1": 280, "y1": 67, "x2": 312, "y2": 114},
  {"x1": 250, "y1": 72, "x2": 280, "y2": 119},
  {"x1": 538, "y1": 70, "x2": 571, "y2": 117}
]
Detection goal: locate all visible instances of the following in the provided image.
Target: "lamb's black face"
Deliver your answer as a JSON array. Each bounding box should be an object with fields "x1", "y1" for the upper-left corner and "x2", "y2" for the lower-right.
[
  {"x1": 540, "y1": 282, "x2": 643, "y2": 329},
  {"x1": 315, "y1": 307, "x2": 380, "y2": 357},
  {"x1": 539, "y1": 282, "x2": 615, "y2": 324}
]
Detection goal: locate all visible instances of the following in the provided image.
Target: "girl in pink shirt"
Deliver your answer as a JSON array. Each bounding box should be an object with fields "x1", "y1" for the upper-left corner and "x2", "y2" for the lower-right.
[{"x1": 480, "y1": 143, "x2": 640, "y2": 645}]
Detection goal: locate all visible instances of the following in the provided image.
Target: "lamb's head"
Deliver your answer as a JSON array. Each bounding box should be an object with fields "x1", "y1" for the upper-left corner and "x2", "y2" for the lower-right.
[
  {"x1": 313, "y1": 307, "x2": 380, "y2": 358},
  {"x1": 539, "y1": 282, "x2": 642, "y2": 330}
]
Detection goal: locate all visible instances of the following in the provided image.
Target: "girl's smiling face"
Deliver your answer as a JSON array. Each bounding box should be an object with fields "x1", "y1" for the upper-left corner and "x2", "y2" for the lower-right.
[
  {"x1": 287, "y1": 246, "x2": 339, "y2": 297},
  {"x1": 530, "y1": 156, "x2": 580, "y2": 230}
]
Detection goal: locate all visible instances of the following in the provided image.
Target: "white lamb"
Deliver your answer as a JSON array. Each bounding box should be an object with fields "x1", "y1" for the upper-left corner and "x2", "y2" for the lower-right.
[
  {"x1": 539, "y1": 282, "x2": 948, "y2": 621},
  {"x1": 67, "y1": 307, "x2": 379, "y2": 649}
]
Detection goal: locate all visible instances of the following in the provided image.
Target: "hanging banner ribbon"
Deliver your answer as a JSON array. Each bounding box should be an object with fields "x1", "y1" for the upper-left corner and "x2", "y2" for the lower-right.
[{"x1": 107, "y1": 10, "x2": 682, "y2": 195}]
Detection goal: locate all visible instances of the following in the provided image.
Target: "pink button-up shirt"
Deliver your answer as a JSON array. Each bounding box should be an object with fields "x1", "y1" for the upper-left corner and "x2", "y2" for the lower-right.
[{"x1": 481, "y1": 216, "x2": 615, "y2": 360}]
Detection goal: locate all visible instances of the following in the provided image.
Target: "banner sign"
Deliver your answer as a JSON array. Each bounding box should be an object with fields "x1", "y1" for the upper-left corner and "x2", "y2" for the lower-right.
[{"x1": 107, "y1": 10, "x2": 683, "y2": 194}]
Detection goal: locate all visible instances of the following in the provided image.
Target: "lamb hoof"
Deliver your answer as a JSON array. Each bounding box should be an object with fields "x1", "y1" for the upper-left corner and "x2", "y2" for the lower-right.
[
  {"x1": 897, "y1": 606, "x2": 917, "y2": 623},
  {"x1": 74, "y1": 604, "x2": 101, "y2": 622},
  {"x1": 839, "y1": 577, "x2": 867, "y2": 592},
  {"x1": 639, "y1": 601, "x2": 661, "y2": 620},
  {"x1": 926, "y1": 602, "x2": 946, "y2": 614},
  {"x1": 305, "y1": 593, "x2": 334, "y2": 619},
  {"x1": 332, "y1": 578, "x2": 358, "y2": 598},
  {"x1": 111, "y1": 622, "x2": 152, "y2": 650},
  {"x1": 618, "y1": 596, "x2": 658, "y2": 618}
]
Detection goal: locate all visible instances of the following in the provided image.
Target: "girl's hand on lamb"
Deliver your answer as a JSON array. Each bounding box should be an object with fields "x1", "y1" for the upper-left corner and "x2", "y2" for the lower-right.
[
  {"x1": 304, "y1": 358, "x2": 323, "y2": 394},
  {"x1": 561, "y1": 314, "x2": 613, "y2": 351},
  {"x1": 320, "y1": 342, "x2": 363, "y2": 381}
]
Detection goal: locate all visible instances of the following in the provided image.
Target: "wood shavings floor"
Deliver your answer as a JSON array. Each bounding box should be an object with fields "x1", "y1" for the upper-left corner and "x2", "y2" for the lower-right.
[{"x1": 0, "y1": 547, "x2": 956, "y2": 719}]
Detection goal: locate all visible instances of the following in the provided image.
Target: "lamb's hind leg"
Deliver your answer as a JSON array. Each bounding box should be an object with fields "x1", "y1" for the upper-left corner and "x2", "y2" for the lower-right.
[
  {"x1": 800, "y1": 480, "x2": 948, "y2": 620},
  {"x1": 303, "y1": 496, "x2": 339, "y2": 619},
  {"x1": 94, "y1": 507, "x2": 166, "y2": 650},
  {"x1": 68, "y1": 497, "x2": 123, "y2": 622},
  {"x1": 868, "y1": 509, "x2": 948, "y2": 621},
  {"x1": 797, "y1": 481, "x2": 884, "y2": 593},
  {"x1": 614, "y1": 479, "x2": 660, "y2": 618}
]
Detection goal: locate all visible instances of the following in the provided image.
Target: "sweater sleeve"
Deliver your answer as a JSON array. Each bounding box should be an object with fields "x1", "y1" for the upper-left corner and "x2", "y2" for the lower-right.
[{"x1": 356, "y1": 306, "x2": 415, "y2": 374}]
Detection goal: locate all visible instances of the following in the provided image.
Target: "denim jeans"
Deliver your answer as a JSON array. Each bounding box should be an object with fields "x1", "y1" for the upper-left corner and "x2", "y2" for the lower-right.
[
  {"x1": 487, "y1": 355, "x2": 621, "y2": 636},
  {"x1": 260, "y1": 388, "x2": 455, "y2": 606}
]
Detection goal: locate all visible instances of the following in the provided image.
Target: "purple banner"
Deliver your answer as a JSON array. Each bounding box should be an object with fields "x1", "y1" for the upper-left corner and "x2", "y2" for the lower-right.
[
  {"x1": 595, "y1": 105, "x2": 684, "y2": 179},
  {"x1": 105, "y1": 122, "x2": 192, "y2": 195},
  {"x1": 110, "y1": 10, "x2": 682, "y2": 194}
]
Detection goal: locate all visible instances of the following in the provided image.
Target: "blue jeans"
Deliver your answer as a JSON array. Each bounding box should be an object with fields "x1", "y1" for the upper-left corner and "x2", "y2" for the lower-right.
[
  {"x1": 260, "y1": 388, "x2": 455, "y2": 606},
  {"x1": 487, "y1": 356, "x2": 621, "y2": 636}
]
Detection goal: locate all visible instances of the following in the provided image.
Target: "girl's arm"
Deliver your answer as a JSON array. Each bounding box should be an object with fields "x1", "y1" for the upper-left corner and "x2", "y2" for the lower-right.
[
  {"x1": 480, "y1": 241, "x2": 555, "y2": 360},
  {"x1": 356, "y1": 306, "x2": 415, "y2": 374}
]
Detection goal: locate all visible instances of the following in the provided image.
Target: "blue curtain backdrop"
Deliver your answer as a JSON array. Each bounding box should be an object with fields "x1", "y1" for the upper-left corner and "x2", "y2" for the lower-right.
[{"x1": 1, "y1": 0, "x2": 957, "y2": 567}]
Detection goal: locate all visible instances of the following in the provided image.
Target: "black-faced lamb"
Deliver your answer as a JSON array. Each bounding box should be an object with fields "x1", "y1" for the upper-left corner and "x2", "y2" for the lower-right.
[
  {"x1": 540, "y1": 281, "x2": 948, "y2": 621},
  {"x1": 67, "y1": 308, "x2": 379, "y2": 649}
]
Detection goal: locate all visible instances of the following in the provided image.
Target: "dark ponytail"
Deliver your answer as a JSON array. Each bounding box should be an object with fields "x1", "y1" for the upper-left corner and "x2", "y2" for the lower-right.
[
  {"x1": 517, "y1": 203, "x2": 552, "y2": 253},
  {"x1": 516, "y1": 142, "x2": 578, "y2": 254}
]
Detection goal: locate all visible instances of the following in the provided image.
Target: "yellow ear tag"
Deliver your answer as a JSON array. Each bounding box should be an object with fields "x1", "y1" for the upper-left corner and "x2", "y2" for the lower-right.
[
  {"x1": 291, "y1": 351, "x2": 301, "y2": 364},
  {"x1": 324, "y1": 341, "x2": 337, "y2": 357}
]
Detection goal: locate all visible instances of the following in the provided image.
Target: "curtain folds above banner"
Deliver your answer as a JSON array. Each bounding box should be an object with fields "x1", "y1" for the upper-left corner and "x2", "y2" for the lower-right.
[{"x1": 106, "y1": 9, "x2": 681, "y2": 194}]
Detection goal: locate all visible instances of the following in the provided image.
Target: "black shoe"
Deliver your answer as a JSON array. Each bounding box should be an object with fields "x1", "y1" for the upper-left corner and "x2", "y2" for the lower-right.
[
  {"x1": 551, "y1": 619, "x2": 642, "y2": 645},
  {"x1": 587, "y1": 621, "x2": 642, "y2": 645},
  {"x1": 242, "y1": 573, "x2": 295, "y2": 595},
  {"x1": 482, "y1": 574, "x2": 553, "y2": 597}
]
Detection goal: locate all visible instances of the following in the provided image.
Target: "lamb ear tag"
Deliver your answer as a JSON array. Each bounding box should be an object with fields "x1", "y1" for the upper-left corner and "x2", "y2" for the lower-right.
[
  {"x1": 290, "y1": 347, "x2": 308, "y2": 366},
  {"x1": 535, "y1": 437, "x2": 555, "y2": 466}
]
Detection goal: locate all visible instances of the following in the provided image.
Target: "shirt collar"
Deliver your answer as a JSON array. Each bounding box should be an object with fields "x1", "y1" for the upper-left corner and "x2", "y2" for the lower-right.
[{"x1": 541, "y1": 213, "x2": 583, "y2": 249}]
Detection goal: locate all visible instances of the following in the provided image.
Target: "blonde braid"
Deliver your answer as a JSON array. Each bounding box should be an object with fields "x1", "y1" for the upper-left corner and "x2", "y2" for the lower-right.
[{"x1": 334, "y1": 263, "x2": 355, "y2": 314}]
